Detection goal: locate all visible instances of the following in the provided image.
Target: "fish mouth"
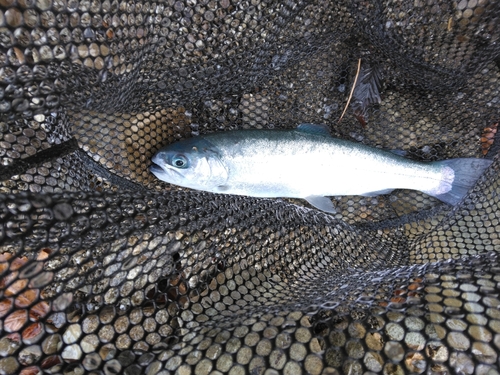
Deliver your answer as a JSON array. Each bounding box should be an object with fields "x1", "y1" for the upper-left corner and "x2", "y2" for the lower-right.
[
  {"x1": 149, "y1": 162, "x2": 164, "y2": 174},
  {"x1": 149, "y1": 162, "x2": 184, "y2": 180}
]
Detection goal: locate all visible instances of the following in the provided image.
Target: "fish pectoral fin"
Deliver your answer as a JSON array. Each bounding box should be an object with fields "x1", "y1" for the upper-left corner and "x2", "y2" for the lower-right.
[
  {"x1": 304, "y1": 196, "x2": 336, "y2": 213},
  {"x1": 361, "y1": 189, "x2": 394, "y2": 197}
]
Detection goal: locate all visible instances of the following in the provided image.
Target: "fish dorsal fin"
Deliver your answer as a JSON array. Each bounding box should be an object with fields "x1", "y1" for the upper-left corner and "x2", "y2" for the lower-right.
[
  {"x1": 296, "y1": 123, "x2": 332, "y2": 137},
  {"x1": 304, "y1": 195, "x2": 337, "y2": 213}
]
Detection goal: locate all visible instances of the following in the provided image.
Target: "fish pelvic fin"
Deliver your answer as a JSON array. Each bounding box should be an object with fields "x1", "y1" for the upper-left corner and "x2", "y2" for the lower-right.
[
  {"x1": 304, "y1": 195, "x2": 337, "y2": 213},
  {"x1": 426, "y1": 158, "x2": 493, "y2": 205}
]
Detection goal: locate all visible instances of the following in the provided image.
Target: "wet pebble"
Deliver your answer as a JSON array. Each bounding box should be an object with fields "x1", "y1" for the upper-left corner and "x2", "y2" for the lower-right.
[
  {"x1": 0, "y1": 356, "x2": 20, "y2": 374},
  {"x1": 18, "y1": 345, "x2": 42, "y2": 366},
  {"x1": 61, "y1": 343, "x2": 83, "y2": 361},
  {"x1": 63, "y1": 324, "x2": 82, "y2": 344}
]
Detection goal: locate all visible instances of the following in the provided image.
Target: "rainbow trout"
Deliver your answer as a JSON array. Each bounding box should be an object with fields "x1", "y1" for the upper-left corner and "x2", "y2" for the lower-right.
[{"x1": 150, "y1": 124, "x2": 492, "y2": 213}]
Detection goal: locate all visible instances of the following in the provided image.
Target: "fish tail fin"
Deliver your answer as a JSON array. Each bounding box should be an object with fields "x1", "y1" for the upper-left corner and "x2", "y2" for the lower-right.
[{"x1": 426, "y1": 158, "x2": 493, "y2": 205}]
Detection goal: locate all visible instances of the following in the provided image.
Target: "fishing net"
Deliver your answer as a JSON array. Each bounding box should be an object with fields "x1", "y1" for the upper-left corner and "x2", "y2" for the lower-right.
[{"x1": 1, "y1": 0, "x2": 500, "y2": 374}]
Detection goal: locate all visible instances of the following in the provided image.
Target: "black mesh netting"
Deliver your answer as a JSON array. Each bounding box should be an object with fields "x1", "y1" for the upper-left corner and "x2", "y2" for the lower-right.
[{"x1": 1, "y1": 0, "x2": 500, "y2": 374}]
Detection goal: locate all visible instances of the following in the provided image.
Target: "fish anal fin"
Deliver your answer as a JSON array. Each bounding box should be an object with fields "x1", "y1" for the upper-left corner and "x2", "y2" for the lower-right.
[
  {"x1": 215, "y1": 185, "x2": 230, "y2": 192},
  {"x1": 296, "y1": 124, "x2": 331, "y2": 137},
  {"x1": 304, "y1": 195, "x2": 336, "y2": 213},
  {"x1": 389, "y1": 149, "x2": 407, "y2": 157},
  {"x1": 361, "y1": 189, "x2": 394, "y2": 197}
]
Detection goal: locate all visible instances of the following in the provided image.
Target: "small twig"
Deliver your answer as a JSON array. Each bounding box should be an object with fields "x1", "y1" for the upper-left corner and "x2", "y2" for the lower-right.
[{"x1": 339, "y1": 58, "x2": 362, "y2": 123}]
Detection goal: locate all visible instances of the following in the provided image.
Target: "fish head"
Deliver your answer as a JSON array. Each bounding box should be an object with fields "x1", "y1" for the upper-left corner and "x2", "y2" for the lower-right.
[{"x1": 150, "y1": 137, "x2": 228, "y2": 191}]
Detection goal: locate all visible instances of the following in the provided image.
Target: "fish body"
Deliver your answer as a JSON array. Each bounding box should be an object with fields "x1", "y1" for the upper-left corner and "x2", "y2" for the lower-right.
[{"x1": 150, "y1": 124, "x2": 492, "y2": 213}]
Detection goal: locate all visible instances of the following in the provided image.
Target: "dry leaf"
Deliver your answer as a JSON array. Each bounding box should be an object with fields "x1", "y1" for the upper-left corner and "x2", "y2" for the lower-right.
[
  {"x1": 5, "y1": 278, "x2": 28, "y2": 297},
  {"x1": 20, "y1": 366, "x2": 42, "y2": 375},
  {"x1": 15, "y1": 289, "x2": 39, "y2": 308},
  {"x1": 22, "y1": 322, "x2": 44, "y2": 343},
  {"x1": 10, "y1": 256, "x2": 29, "y2": 271},
  {"x1": 29, "y1": 301, "x2": 51, "y2": 321},
  {"x1": 37, "y1": 248, "x2": 52, "y2": 261},
  {"x1": 351, "y1": 62, "x2": 383, "y2": 127},
  {"x1": 0, "y1": 262, "x2": 8, "y2": 274},
  {"x1": 481, "y1": 122, "x2": 498, "y2": 155},
  {"x1": 41, "y1": 355, "x2": 62, "y2": 370},
  {"x1": 4, "y1": 309, "x2": 28, "y2": 332},
  {"x1": 0, "y1": 298, "x2": 14, "y2": 318},
  {"x1": 0, "y1": 271, "x2": 19, "y2": 290},
  {"x1": 0, "y1": 253, "x2": 13, "y2": 262}
]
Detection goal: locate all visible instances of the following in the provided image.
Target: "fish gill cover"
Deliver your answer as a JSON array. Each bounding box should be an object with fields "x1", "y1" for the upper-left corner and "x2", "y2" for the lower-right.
[{"x1": 0, "y1": 0, "x2": 499, "y2": 374}]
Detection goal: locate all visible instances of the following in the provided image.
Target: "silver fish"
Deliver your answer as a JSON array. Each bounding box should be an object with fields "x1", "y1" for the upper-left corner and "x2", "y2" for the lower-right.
[{"x1": 150, "y1": 124, "x2": 492, "y2": 213}]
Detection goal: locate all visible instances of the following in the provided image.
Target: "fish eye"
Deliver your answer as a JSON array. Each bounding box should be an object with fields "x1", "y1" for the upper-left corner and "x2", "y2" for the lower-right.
[{"x1": 172, "y1": 154, "x2": 188, "y2": 168}]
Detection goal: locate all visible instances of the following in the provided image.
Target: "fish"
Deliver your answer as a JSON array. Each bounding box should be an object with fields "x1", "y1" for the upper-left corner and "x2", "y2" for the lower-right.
[{"x1": 150, "y1": 124, "x2": 493, "y2": 213}]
